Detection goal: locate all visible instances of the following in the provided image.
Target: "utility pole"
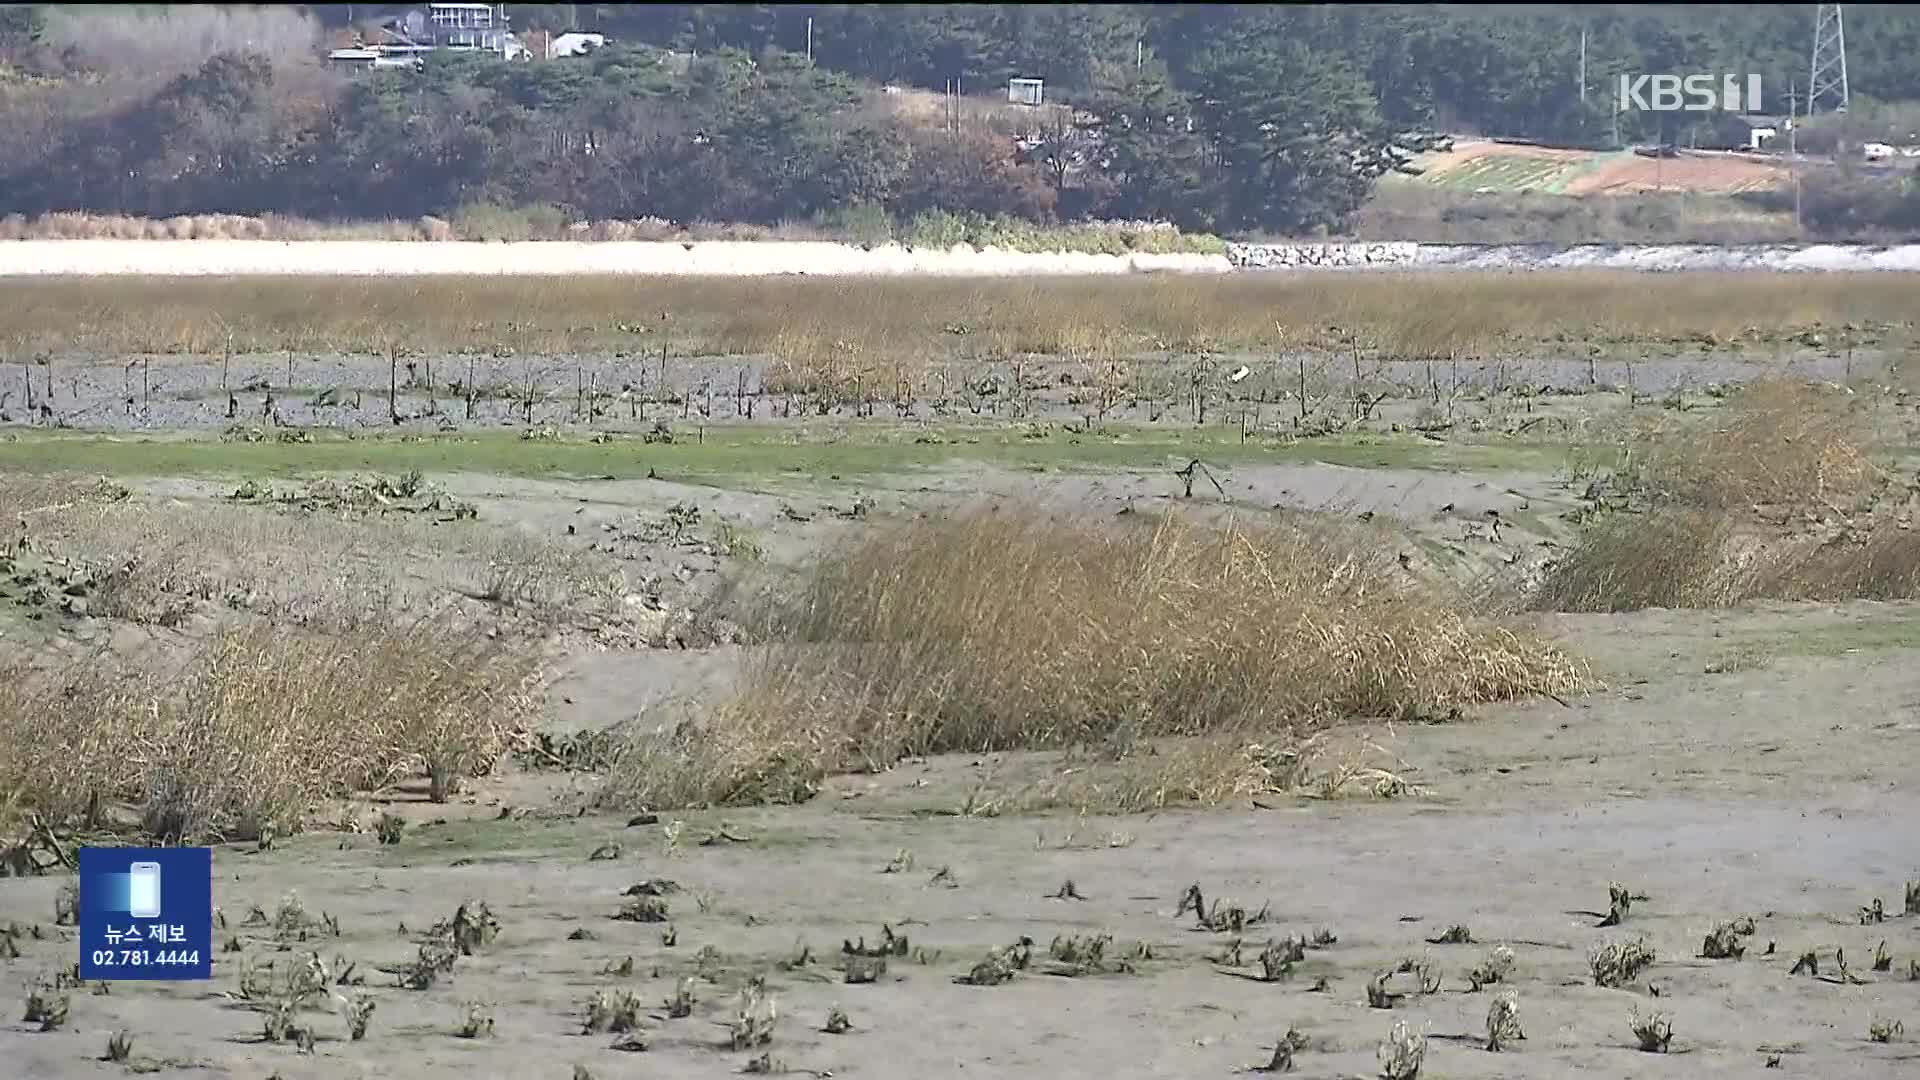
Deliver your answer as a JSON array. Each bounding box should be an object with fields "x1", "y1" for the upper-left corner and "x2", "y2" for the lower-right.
[
  {"x1": 805, "y1": 16, "x2": 813, "y2": 63},
  {"x1": 1786, "y1": 80, "x2": 1802, "y2": 230},
  {"x1": 1578, "y1": 26, "x2": 1587, "y2": 107}
]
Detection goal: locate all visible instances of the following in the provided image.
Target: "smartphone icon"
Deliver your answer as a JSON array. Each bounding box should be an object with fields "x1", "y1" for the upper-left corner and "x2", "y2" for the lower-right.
[{"x1": 128, "y1": 862, "x2": 163, "y2": 920}]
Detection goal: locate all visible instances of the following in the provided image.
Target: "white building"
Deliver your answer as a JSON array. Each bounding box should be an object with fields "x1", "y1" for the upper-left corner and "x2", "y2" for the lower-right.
[{"x1": 548, "y1": 32, "x2": 606, "y2": 59}]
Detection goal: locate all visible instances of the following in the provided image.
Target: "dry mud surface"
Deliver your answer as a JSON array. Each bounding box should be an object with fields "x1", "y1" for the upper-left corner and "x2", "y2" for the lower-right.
[
  {"x1": 4, "y1": 367, "x2": 1920, "y2": 1078},
  {"x1": 3, "y1": 600, "x2": 1919, "y2": 1079}
]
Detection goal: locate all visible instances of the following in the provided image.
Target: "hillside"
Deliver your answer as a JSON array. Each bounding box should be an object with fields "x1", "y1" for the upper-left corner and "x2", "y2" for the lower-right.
[{"x1": 2, "y1": 4, "x2": 1919, "y2": 241}]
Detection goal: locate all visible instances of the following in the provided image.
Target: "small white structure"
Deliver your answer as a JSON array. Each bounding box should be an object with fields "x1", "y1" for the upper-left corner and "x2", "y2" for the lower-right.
[
  {"x1": 548, "y1": 32, "x2": 605, "y2": 59},
  {"x1": 1863, "y1": 141, "x2": 1895, "y2": 161},
  {"x1": 1008, "y1": 77, "x2": 1044, "y2": 107}
]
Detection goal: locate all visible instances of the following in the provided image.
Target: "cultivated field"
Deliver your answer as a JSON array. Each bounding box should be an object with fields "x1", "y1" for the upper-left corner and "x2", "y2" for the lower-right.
[
  {"x1": 1400, "y1": 140, "x2": 1789, "y2": 197},
  {"x1": 2, "y1": 272, "x2": 1919, "y2": 1080}
]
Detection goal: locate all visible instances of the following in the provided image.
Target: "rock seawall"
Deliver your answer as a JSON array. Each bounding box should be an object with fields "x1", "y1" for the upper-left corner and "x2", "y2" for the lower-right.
[
  {"x1": 1226, "y1": 241, "x2": 1920, "y2": 272},
  {"x1": 1227, "y1": 242, "x2": 1421, "y2": 269}
]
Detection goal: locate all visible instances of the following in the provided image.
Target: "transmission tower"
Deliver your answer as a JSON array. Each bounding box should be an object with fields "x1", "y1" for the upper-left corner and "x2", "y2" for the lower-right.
[{"x1": 1809, "y1": 4, "x2": 1850, "y2": 116}]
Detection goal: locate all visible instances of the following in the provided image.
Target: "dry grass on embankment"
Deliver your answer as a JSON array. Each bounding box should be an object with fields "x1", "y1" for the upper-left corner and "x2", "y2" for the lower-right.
[
  {"x1": 1533, "y1": 377, "x2": 1920, "y2": 613},
  {"x1": 0, "y1": 272, "x2": 1910, "y2": 365},
  {"x1": 602, "y1": 507, "x2": 1590, "y2": 812},
  {"x1": 0, "y1": 619, "x2": 541, "y2": 845}
]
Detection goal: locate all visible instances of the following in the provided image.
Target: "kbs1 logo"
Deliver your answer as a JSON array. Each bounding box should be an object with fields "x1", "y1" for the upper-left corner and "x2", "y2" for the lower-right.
[{"x1": 1617, "y1": 74, "x2": 1764, "y2": 114}]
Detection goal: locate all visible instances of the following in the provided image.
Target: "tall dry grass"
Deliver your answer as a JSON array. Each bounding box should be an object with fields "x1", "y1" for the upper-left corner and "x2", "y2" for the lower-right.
[
  {"x1": 0, "y1": 618, "x2": 541, "y2": 842},
  {"x1": 1631, "y1": 377, "x2": 1884, "y2": 513},
  {"x1": 1350, "y1": 186, "x2": 1802, "y2": 245},
  {"x1": 1534, "y1": 377, "x2": 1920, "y2": 613},
  {"x1": 603, "y1": 507, "x2": 1589, "y2": 810},
  {"x1": 0, "y1": 272, "x2": 1909, "y2": 364}
]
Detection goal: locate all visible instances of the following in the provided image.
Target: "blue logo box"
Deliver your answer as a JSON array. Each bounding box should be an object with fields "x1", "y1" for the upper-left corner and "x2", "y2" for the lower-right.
[{"x1": 78, "y1": 847, "x2": 213, "y2": 981}]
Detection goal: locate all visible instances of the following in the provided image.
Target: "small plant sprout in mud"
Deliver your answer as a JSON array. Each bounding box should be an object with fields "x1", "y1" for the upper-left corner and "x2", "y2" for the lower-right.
[
  {"x1": 376, "y1": 812, "x2": 405, "y2": 845},
  {"x1": 1486, "y1": 990, "x2": 1524, "y2": 1051},
  {"x1": 449, "y1": 900, "x2": 501, "y2": 955},
  {"x1": 1310, "y1": 928, "x2": 1339, "y2": 949},
  {"x1": 1630, "y1": 1006, "x2": 1674, "y2": 1052},
  {"x1": 1176, "y1": 882, "x2": 1269, "y2": 933},
  {"x1": 1590, "y1": 938, "x2": 1656, "y2": 988},
  {"x1": 1366, "y1": 960, "x2": 1439, "y2": 1008},
  {"x1": 1860, "y1": 898, "x2": 1886, "y2": 925},
  {"x1": 823, "y1": 1004, "x2": 852, "y2": 1035},
  {"x1": 727, "y1": 976, "x2": 777, "y2": 1051},
  {"x1": 582, "y1": 989, "x2": 645, "y2": 1034},
  {"x1": 1906, "y1": 879, "x2": 1920, "y2": 916},
  {"x1": 778, "y1": 942, "x2": 813, "y2": 971},
  {"x1": 611, "y1": 1032, "x2": 650, "y2": 1052},
  {"x1": 843, "y1": 924, "x2": 911, "y2": 959},
  {"x1": 1468, "y1": 945, "x2": 1516, "y2": 991},
  {"x1": 1597, "y1": 882, "x2": 1643, "y2": 927},
  {"x1": 615, "y1": 895, "x2": 670, "y2": 923},
  {"x1": 954, "y1": 938, "x2": 1033, "y2": 986},
  {"x1": 666, "y1": 976, "x2": 697, "y2": 1019},
  {"x1": 1256, "y1": 936, "x2": 1308, "y2": 982},
  {"x1": 1869, "y1": 1017, "x2": 1904, "y2": 1043},
  {"x1": 695, "y1": 945, "x2": 724, "y2": 980},
  {"x1": 1367, "y1": 971, "x2": 1401, "y2": 1010},
  {"x1": 927, "y1": 865, "x2": 957, "y2": 888},
  {"x1": 843, "y1": 954, "x2": 887, "y2": 984},
  {"x1": 1251, "y1": 1026, "x2": 1310, "y2": 1073},
  {"x1": 400, "y1": 940, "x2": 458, "y2": 990},
  {"x1": 588, "y1": 842, "x2": 620, "y2": 861},
  {"x1": 1700, "y1": 917, "x2": 1756, "y2": 960},
  {"x1": 1426, "y1": 925, "x2": 1473, "y2": 945},
  {"x1": 1044, "y1": 932, "x2": 1121, "y2": 977},
  {"x1": 1830, "y1": 946, "x2": 1868, "y2": 985},
  {"x1": 1873, "y1": 940, "x2": 1892, "y2": 973},
  {"x1": 104, "y1": 1030, "x2": 133, "y2": 1062},
  {"x1": 881, "y1": 848, "x2": 914, "y2": 874},
  {"x1": 457, "y1": 1001, "x2": 494, "y2": 1038},
  {"x1": 1377, "y1": 1019, "x2": 1426, "y2": 1080},
  {"x1": 346, "y1": 993, "x2": 375, "y2": 1040},
  {"x1": 274, "y1": 891, "x2": 312, "y2": 935},
  {"x1": 25, "y1": 982, "x2": 70, "y2": 1030},
  {"x1": 1049, "y1": 879, "x2": 1086, "y2": 901}
]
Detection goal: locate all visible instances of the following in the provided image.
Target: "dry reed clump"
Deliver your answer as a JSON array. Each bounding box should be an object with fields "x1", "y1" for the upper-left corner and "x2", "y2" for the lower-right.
[
  {"x1": 0, "y1": 272, "x2": 1910, "y2": 364},
  {"x1": 0, "y1": 618, "x2": 540, "y2": 842},
  {"x1": 1534, "y1": 377, "x2": 1920, "y2": 613},
  {"x1": 602, "y1": 506, "x2": 1587, "y2": 810},
  {"x1": 1633, "y1": 378, "x2": 1883, "y2": 513}
]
